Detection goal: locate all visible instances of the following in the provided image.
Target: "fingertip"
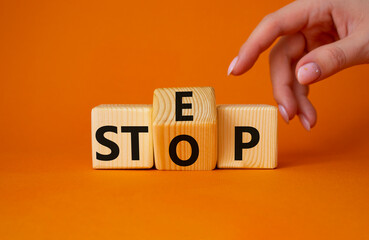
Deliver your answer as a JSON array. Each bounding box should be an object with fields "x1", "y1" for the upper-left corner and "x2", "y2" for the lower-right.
[
  {"x1": 231, "y1": 46, "x2": 260, "y2": 75},
  {"x1": 274, "y1": 93, "x2": 298, "y2": 120},
  {"x1": 299, "y1": 114, "x2": 311, "y2": 131},
  {"x1": 229, "y1": 56, "x2": 252, "y2": 76},
  {"x1": 276, "y1": 101, "x2": 298, "y2": 123},
  {"x1": 309, "y1": 112, "x2": 317, "y2": 129},
  {"x1": 296, "y1": 62, "x2": 321, "y2": 84},
  {"x1": 298, "y1": 108, "x2": 317, "y2": 131},
  {"x1": 285, "y1": 102, "x2": 298, "y2": 120},
  {"x1": 278, "y1": 105, "x2": 289, "y2": 124},
  {"x1": 227, "y1": 56, "x2": 239, "y2": 76}
]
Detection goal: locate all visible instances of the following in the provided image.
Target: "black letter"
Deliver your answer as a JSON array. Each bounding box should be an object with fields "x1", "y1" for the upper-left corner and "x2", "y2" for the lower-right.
[
  {"x1": 96, "y1": 126, "x2": 119, "y2": 161},
  {"x1": 121, "y1": 126, "x2": 149, "y2": 160},
  {"x1": 235, "y1": 126, "x2": 260, "y2": 160},
  {"x1": 176, "y1": 91, "x2": 193, "y2": 121},
  {"x1": 169, "y1": 134, "x2": 199, "y2": 166}
]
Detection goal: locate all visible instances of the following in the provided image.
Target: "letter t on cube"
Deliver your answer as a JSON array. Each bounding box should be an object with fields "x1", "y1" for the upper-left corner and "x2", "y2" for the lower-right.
[{"x1": 153, "y1": 87, "x2": 217, "y2": 170}]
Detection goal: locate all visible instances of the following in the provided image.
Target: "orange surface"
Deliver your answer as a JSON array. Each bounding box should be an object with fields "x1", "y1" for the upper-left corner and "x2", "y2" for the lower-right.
[{"x1": 1, "y1": 0, "x2": 369, "y2": 239}]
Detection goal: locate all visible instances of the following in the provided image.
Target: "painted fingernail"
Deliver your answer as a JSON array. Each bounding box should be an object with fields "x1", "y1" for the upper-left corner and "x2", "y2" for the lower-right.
[
  {"x1": 297, "y1": 62, "x2": 321, "y2": 84},
  {"x1": 299, "y1": 114, "x2": 311, "y2": 131},
  {"x1": 278, "y1": 105, "x2": 289, "y2": 124},
  {"x1": 227, "y1": 56, "x2": 238, "y2": 76}
]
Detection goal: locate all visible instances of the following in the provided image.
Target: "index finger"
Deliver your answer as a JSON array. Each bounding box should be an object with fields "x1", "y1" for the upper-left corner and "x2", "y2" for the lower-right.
[{"x1": 231, "y1": 0, "x2": 313, "y2": 75}]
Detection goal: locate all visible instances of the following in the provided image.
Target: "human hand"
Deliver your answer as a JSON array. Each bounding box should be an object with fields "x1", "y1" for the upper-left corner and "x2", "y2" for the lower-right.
[{"x1": 228, "y1": 0, "x2": 369, "y2": 130}]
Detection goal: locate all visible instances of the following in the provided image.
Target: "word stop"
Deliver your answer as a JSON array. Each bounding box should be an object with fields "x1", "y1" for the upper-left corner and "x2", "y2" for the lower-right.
[{"x1": 91, "y1": 87, "x2": 277, "y2": 170}]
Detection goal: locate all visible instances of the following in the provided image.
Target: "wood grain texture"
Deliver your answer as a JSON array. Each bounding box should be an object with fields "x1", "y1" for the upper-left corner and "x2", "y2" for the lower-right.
[
  {"x1": 217, "y1": 105, "x2": 277, "y2": 169},
  {"x1": 91, "y1": 104, "x2": 153, "y2": 169},
  {"x1": 153, "y1": 87, "x2": 217, "y2": 170}
]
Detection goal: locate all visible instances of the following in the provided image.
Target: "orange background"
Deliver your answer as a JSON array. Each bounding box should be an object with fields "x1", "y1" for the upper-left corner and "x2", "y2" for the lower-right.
[{"x1": 1, "y1": 0, "x2": 369, "y2": 239}]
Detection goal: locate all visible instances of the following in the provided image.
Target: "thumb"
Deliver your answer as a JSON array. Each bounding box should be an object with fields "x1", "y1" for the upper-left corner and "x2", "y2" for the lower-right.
[{"x1": 296, "y1": 34, "x2": 368, "y2": 85}]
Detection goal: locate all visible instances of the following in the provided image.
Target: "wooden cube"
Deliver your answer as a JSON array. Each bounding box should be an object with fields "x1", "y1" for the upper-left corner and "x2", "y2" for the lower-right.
[
  {"x1": 153, "y1": 87, "x2": 217, "y2": 170},
  {"x1": 91, "y1": 104, "x2": 153, "y2": 169},
  {"x1": 217, "y1": 105, "x2": 277, "y2": 169}
]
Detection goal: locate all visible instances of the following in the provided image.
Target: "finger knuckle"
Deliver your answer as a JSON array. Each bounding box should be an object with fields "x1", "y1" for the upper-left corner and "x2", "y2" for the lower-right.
[
  {"x1": 261, "y1": 13, "x2": 279, "y2": 30},
  {"x1": 324, "y1": 46, "x2": 347, "y2": 70},
  {"x1": 262, "y1": 13, "x2": 274, "y2": 23}
]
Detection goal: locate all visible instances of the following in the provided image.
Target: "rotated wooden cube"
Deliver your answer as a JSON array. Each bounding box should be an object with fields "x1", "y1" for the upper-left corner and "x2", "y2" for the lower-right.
[
  {"x1": 91, "y1": 104, "x2": 153, "y2": 169},
  {"x1": 217, "y1": 105, "x2": 277, "y2": 169},
  {"x1": 153, "y1": 87, "x2": 217, "y2": 170}
]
